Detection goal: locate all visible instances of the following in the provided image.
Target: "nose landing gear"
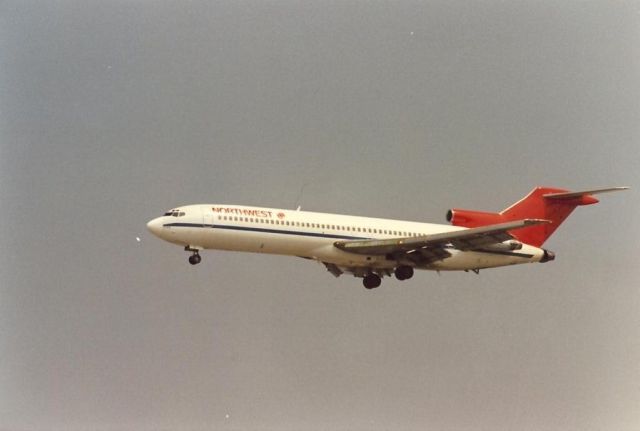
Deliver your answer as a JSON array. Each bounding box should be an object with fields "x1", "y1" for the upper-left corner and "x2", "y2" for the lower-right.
[{"x1": 184, "y1": 246, "x2": 202, "y2": 265}]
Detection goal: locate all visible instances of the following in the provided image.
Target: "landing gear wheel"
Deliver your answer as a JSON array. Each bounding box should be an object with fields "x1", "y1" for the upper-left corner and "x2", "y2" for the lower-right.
[
  {"x1": 363, "y1": 274, "x2": 381, "y2": 289},
  {"x1": 394, "y1": 265, "x2": 414, "y2": 281},
  {"x1": 188, "y1": 253, "x2": 201, "y2": 265}
]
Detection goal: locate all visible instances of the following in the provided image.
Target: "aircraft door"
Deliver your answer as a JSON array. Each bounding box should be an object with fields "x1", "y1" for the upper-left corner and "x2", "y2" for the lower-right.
[{"x1": 201, "y1": 205, "x2": 213, "y2": 228}]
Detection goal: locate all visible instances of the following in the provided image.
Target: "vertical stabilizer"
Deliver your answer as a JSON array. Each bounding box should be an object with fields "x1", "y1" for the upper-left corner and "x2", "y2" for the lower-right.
[{"x1": 448, "y1": 187, "x2": 628, "y2": 247}]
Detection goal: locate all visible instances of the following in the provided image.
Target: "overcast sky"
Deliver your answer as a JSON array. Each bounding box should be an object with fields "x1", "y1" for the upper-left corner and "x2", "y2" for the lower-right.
[{"x1": 1, "y1": 1, "x2": 639, "y2": 430}]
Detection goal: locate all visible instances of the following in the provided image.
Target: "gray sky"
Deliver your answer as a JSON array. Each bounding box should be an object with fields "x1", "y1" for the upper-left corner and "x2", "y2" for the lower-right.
[{"x1": 1, "y1": 1, "x2": 639, "y2": 429}]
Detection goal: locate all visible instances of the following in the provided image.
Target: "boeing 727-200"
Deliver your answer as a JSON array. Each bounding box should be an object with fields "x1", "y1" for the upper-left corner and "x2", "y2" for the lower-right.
[{"x1": 146, "y1": 186, "x2": 627, "y2": 289}]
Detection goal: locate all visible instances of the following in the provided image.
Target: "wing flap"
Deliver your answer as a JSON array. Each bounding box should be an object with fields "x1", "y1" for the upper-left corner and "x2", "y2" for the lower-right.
[{"x1": 334, "y1": 219, "x2": 550, "y2": 256}]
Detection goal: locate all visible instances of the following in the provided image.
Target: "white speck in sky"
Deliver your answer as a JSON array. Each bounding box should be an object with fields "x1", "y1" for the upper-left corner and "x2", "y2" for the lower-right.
[{"x1": 136, "y1": 236, "x2": 141, "y2": 242}]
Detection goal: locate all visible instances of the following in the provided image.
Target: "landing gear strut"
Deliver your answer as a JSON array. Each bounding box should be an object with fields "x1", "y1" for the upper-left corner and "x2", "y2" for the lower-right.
[
  {"x1": 363, "y1": 273, "x2": 381, "y2": 289},
  {"x1": 394, "y1": 265, "x2": 414, "y2": 281},
  {"x1": 188, "y1": 252, "x2": 201, "y2": 265}
]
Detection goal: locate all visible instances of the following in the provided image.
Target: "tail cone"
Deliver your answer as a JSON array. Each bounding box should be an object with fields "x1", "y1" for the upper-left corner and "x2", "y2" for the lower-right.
[{"x1": 540, "y1": 249, "x2": 556, "y2": 263}]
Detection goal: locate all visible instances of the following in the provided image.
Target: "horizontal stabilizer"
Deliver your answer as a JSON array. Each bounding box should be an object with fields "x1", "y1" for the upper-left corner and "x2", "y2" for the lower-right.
[{"x1": 543, "y1": 187, "x2": 629, "y2": 200}]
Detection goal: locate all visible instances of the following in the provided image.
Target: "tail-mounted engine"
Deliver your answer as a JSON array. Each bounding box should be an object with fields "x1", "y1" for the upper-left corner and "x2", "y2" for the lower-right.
[
  {"x1": 446, "y1": 209, "x2": 503, "y2": 228},
  {"x1": 481, "y1": 241, "x2": 523, "y2": 252},
  {"x1": 540, "y1": 249, "x2": 556, "y2": 263}
]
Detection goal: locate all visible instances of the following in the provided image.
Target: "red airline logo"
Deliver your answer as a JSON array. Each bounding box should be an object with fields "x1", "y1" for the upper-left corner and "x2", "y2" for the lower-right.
[{"x1": 212, "y1": 207, "x2": 273, "y2": 218}]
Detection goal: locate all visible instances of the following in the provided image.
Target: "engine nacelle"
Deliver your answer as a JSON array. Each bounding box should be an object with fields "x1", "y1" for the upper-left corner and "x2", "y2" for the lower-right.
[
  {"x1": 446, "y1": 208, "x2": 504, "y2": 228},
  {"x1": 540, "y1": 249, "x2": 556, "y2": 263},
  {"x1": 481, "y1": 241, "x2": 523, "y2": 251}
]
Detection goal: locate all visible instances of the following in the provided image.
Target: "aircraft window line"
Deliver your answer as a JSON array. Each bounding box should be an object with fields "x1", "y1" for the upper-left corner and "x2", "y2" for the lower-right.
[{"x1": 210, "y1": 212, "x2": 422, "y2": 238}]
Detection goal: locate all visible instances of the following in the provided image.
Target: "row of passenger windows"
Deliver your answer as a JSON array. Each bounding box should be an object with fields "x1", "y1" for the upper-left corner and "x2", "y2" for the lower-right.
[{"x1": 217, "y1": 215, "x2": 421, "y2": 237}]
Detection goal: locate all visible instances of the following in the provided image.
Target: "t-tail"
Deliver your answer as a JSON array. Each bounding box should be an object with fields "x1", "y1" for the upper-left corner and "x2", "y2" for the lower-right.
[{"x1": 446, "y1": 187, "x2": 629, "y2": 247}]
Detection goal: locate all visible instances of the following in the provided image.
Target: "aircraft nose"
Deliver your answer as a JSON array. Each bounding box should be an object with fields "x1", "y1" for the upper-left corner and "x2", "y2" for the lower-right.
[{"x1": 146, "y1": 217, "x2": 163, "y2": 236}]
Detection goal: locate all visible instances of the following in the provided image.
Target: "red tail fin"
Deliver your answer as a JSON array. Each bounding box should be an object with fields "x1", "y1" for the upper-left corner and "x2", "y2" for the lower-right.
[{"x1": 446, "y1": 187, "x2": 627, "y2": 247}]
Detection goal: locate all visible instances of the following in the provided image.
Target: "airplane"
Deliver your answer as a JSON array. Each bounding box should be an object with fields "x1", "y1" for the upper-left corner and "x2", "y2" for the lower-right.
[{"x1": 146, "y1": 186, "x2": 628, "y2": 289}]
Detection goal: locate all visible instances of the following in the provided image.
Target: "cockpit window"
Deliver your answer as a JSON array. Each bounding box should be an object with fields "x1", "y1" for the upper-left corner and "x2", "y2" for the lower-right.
[{"x1": 164, "y1": 210, "x2": 185, "y2": 217}]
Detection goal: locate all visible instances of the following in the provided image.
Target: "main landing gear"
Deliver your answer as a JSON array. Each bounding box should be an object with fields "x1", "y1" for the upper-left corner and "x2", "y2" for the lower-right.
[
  {"x1": 362, "y1": 265, "x2": 414, "y2": 289},
  {"x1": 394, "y1": 265, "x2": 414, "y2": 281},
  {"x1": 363, "y1": 273, "x2": 382, "y2": 289}
]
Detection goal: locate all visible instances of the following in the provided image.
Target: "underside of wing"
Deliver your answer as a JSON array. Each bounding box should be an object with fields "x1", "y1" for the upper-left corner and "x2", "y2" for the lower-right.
[{"x1": 334, "y1": 219, "x2": 550, "y2": 264}]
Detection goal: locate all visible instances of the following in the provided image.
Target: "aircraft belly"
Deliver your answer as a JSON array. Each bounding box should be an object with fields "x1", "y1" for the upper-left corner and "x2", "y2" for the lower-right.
[{"x1": 203, "y1": 227, "x2": 331, "y2": 256}]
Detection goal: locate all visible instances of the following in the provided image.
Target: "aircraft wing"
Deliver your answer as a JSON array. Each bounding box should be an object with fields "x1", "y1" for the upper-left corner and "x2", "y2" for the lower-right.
[{"x1": 334, "y1": 219, "x2": 550, "y2": 263}]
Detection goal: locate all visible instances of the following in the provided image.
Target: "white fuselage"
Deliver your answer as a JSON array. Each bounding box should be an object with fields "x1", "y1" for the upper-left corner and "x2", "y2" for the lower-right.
[{"x1": 147, "y1": 204, "x2": 547, "y2": 273}]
